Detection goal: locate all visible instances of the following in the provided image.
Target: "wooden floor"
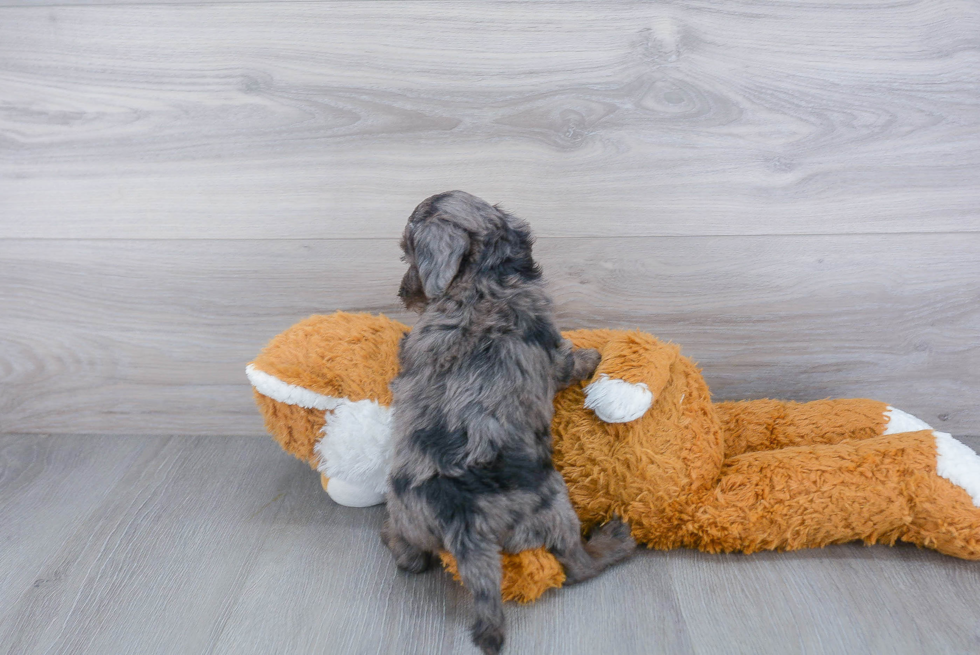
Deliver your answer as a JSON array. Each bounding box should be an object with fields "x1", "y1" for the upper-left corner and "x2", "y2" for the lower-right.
[
  {"x1": 3, "y1": 433, "x2": 980, "y2": 655},
  {"x1": 2, "y1": 1, "x2": 979, "y2": 653}
]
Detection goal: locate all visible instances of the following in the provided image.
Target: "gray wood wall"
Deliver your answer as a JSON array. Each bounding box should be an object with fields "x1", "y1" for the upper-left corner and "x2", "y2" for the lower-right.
[{"x1": 2, "y1": 1, "x2": 978, "y2": 437}]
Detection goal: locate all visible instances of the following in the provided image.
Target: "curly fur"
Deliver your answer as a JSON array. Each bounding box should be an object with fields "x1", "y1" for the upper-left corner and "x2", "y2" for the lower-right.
[{"x1": 383, "y1": 191, "x2": 635, "y2": 654}]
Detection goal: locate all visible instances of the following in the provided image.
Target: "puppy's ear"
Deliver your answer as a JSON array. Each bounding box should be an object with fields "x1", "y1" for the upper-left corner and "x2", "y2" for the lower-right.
[{"x1": 414, "y1": 219, "x2": 470, "y2": 298}]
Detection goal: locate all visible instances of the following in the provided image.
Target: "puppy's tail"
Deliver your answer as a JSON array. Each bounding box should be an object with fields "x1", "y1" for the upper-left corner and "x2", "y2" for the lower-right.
[{"x1": 450, "y1": 537, "x2": 505, "y2": 655}]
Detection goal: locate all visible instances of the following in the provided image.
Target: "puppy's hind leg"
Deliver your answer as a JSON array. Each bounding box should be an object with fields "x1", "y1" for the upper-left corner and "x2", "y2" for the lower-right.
[
  {"x1": 541, "y1": 483, "x2": 636, "y2": 585},
  {"x1": 560, "y1": 518, "x2": 636, "y2": 584},
  {"x1": 448, "y1": 535, "x2": 505, "y2": 655},
  {"x1": 381, "y1": 514, "x2": 436, "y2": 574}
]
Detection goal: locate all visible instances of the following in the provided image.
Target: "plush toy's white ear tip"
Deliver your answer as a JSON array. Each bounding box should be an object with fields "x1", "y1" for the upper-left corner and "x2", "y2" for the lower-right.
[
  {"x1": 583, "y1": 375, "x2": 653, "y2": 423},
  {"x1": 246, "y1": 364, "x2": 343, "y2": 411},
  {"x1": 326, "y1": 477, "x2": 386, "y2": 507}
]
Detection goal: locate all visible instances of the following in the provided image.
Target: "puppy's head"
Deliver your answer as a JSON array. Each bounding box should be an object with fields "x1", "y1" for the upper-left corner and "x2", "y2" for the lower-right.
[{"x1": 398, "y1": 191, "x2": 539, "y2": 311}]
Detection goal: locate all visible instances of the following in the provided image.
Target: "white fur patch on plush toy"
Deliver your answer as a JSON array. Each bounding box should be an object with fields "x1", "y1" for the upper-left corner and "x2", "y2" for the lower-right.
[
  {"x1": 584, "y1": 375, "x2": 653, "y2": 423},
  {"x1": 314, "y1": 399, "x2": 393, "y2": 500},
  {"x1": 245, "y1": 364, "x2": 343, "y2": 411},
  {"x1": 935, "y1": 431, "x2": 980, "y2": 508},
  {"x1": 884, "y1": 406, "x2": 933, "y2": 434}
]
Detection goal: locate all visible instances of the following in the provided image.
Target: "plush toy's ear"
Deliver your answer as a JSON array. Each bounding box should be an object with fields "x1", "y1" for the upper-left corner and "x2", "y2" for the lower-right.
[{"x1": 413, "y1": 219, "x2": 470, "y2": 298}]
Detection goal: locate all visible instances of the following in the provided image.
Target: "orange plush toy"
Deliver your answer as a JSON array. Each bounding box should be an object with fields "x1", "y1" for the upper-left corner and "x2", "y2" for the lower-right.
[{"x1": 248, "y1": 312, "x2": 980, "y2": 602}]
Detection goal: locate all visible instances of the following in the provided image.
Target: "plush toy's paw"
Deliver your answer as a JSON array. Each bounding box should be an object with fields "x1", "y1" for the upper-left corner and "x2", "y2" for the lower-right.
[
  {"x1": 322, "y1": 475, "x2": 387, "y2": 507},
  {"x1": 884, "y1": 406, "x2": 933, "y2": 434},
  {"x1": 583, "y1": 374, "x2": 653, "y2": 423}
]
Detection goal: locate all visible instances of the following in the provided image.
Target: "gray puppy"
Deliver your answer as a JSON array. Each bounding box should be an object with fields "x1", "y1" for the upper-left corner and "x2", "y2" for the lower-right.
[{"x1": 383, "y1": 191, "x2": 636, "y2": 655}]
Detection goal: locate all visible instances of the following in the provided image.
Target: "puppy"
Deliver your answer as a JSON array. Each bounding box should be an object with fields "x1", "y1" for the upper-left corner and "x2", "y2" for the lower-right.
[{"x1": 383, "y1": 191, "x2": 636, "y2": 654}]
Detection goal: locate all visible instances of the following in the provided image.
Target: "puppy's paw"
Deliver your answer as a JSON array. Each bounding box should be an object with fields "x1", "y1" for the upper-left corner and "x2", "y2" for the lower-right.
[
  {"x1": 585, "y1": 518, "x2": 637, "y2": 563},
  {"x1": 584, "y1": 375, "x2": 653, "y2": 423},
  {"x1": 594, "y1": 517, "x2": 633, "y2": 541},
  {"x1": 381, "y1": 522, "x2": 436, "y2": 574},
  {"x1": 572, "y1": 347, "x2": 602, "y2": 380},
  {"x1": 395, "y1": 549, "x2": 436, "y2": 574},
  {"x1": 472, "y1": 618, "x2": 505, "y2": 655}
]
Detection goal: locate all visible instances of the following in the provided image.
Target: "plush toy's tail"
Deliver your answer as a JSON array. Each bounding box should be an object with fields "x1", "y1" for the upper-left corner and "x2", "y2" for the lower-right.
[
  {"x1": 903, "y1": 431, "x2": 980, "y2": 558},
  {"x1": 673, "y1": 429, "x2": 980, "y2": 558}
]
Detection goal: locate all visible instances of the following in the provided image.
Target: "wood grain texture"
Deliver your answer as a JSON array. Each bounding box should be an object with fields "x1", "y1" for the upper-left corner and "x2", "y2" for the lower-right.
[
  {"x1": 1, "y1": 1, "x2": 978, "y2": 238},
  {"x1": 0, "y1": 434, "x2": 148, "y2": 624},
  {"x1": 3, "y1": 434, "x2": 980, "y2": 654},
  {"x1": 2, "y1": 3, "x2": 977, "y2": 651},
  {"x1": 1, "y1": 235, "x2": 977, "y2": 436}
]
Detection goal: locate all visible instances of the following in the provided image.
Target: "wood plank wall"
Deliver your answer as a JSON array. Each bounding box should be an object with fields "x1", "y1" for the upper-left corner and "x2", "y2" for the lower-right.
[{"x1": 2, "y1": 1, "x2": 978, "y2": 437}]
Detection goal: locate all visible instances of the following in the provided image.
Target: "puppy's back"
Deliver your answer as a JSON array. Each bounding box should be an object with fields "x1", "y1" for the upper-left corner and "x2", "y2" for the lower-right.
[{"x1": 392, "y1": 289, "x2": 563, "y2": 481}]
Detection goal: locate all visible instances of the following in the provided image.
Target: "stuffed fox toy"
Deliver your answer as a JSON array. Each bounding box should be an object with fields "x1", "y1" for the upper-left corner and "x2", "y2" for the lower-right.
[{"x1": 248, "y1": 312, "x2": 980, "y2": 602}]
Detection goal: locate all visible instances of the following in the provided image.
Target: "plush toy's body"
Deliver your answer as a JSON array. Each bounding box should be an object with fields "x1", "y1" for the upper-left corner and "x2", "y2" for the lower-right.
[{"x1": 249, "y1": 312, "x2": 980, "y2": 602}]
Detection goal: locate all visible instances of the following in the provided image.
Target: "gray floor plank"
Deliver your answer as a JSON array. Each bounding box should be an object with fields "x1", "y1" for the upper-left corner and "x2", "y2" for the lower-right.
[
  {"x1": 0, "y1": 434, "x2": 149, "y2": 637},
  {"x1": 2, "y1": 235, "x2": 977, "y2": 436},
  {"x1": 3, "y1": 435, "x2": 980, "y2": 654},
  {"x1": 0, "y1": 436, "x2": 309, "y2": 654},
  {"x1": 1, "y1": 1, "x2": 978, "y2": 238},
  {"x1": 2, "y1": 0, "x2": 977, "y2": 649}
]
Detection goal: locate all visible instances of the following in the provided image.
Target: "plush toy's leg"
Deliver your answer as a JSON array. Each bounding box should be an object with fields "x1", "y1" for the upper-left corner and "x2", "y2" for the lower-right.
[
  {"x1": 715, "y1": 398, "x2": 894, "y2": 456},
  {"x1": 681, "y1": 430, "x2": 980, "y2": 559},
  {"x1": 564, "y1": 329, "x2": 678, "y2": 423},
  {"x1": 440, "y1": 549, "x2": 566, "y2": 604}
]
